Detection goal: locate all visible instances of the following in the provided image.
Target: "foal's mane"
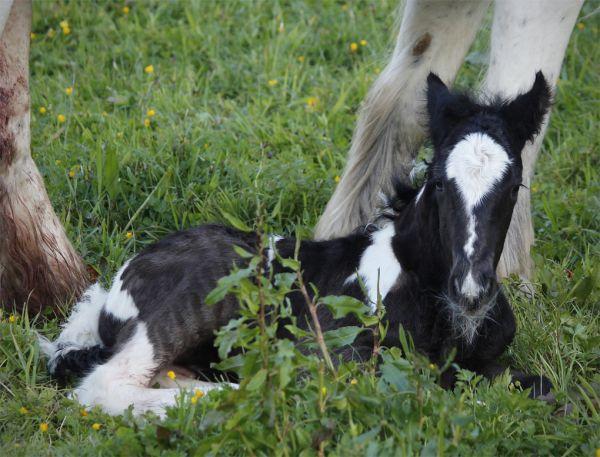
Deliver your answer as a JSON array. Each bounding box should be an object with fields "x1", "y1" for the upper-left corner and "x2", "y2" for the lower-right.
[{"x1": 371, "y1": 175, "x2": 424, "y2": 225}]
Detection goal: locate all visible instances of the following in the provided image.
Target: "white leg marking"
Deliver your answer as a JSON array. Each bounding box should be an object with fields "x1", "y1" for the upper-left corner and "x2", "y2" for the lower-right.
[
  {"x1": 345, "y1": 223, "x2": 401, "y2": 313},
  {"x1": 74, "y1": 323, "x2": 175, "y2": 417},
  {"x1": 151, "y1": 368, "x2": 238, "y2": 391},
  {"x1": 38, "y1": 282, "x2": 108, "y2": 373},
  {"x1": 103, "y1": 260, "x2": 139, "y2": 321}
]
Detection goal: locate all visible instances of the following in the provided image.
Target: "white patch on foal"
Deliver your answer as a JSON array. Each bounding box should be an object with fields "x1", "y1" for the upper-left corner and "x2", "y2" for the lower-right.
[
  {"x1": 104, "y1": 260, "x2": 139, "y2": 321},
  {"x1": 414, "y1": 185, "x2": 426, "y2": 205},
  {"x1": 460, "y1": 271, "x2": 481, "y2": 300},
  {"x1": 345, "y1": 223, "x2": 401, "y2": 313},
  {"x1": 38, "y1": 282, "x2": 108, "y2": 373},
  {"x1": 267, "y1": 235, "x2": 283, "y2": 267},
  {"x1": 73, "y1": 322, "x2": 176, "y2": 416},
  {"x1": 445, "y1": 133, "x2": 511, "y2": 294}
]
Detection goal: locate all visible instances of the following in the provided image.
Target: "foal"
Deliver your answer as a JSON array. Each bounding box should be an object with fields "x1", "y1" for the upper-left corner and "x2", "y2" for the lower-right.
[{"x1": 40, "y1": 72, "x2": 552, "y2": 416}]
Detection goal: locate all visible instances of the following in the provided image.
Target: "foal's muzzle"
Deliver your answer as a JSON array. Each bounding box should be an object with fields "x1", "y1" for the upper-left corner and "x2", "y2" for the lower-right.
[{"x1": 448, "y1": 268, "x2": 498, "y2": 314}]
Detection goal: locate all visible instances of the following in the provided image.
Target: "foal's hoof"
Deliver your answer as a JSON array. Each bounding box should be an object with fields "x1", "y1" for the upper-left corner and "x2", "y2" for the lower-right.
[{"x1": 519, "y1": 374, "x2": 553, "y2": 398}]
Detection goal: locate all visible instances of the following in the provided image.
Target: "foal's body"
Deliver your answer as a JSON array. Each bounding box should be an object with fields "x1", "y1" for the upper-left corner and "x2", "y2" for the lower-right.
[
  {"x1": 41, "y1": 73, "x2": 552, "y2": 416},
  {"x1": 41, "y1": 220, "x2": 522, "y2": 417}
]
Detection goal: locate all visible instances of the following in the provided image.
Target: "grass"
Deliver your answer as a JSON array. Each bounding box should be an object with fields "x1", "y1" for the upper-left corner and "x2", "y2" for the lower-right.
[{"x1": 1, "y1": 1, "x2": 599, "y2": 455}]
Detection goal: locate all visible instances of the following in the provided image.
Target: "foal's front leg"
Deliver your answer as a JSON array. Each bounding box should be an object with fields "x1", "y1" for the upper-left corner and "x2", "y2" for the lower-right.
[
  {"x1": 475, "y1": 361, "x2": 553, "y2": 399},
  {"x1": 461, "y1": 296, "x2": 552, "y2": 398}
]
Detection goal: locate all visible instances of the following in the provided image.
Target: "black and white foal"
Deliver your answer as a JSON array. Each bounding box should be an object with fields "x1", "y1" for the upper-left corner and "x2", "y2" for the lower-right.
[{"x1": 40, "y1": 72, "x2": 552, "y2": 417}]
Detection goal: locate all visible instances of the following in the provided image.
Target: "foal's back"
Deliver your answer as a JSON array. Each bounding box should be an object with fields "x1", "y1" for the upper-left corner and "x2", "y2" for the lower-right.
[{"x1": 99, "y1": 224, "x2": 259, "y2": 357}]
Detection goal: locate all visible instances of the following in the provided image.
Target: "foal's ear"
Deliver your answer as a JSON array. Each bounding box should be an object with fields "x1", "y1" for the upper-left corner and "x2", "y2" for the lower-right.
[
  {"x1": 426, "y1": 73, "x2": 451, "y2": 122},
  {"x1": 426, "y1": 73, "x2": 475, "y2": 145},
  {"x1": 500, "y1": 71, "x2": 552, "y2": 150}
]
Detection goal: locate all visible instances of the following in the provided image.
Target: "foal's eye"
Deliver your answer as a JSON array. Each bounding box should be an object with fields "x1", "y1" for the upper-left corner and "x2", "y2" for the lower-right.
[
  {"x1": 434, "y1": 181, "x2": 444, "y2": 192},
  {"x1": 511, "y1": 185, "x2": 521, "y2": 199}
]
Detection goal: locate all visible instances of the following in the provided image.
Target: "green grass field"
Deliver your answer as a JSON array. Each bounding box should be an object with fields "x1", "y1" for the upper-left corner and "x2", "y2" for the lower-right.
[{"x1": 1, "y1": 1, "x2": 598, "y2": 455}]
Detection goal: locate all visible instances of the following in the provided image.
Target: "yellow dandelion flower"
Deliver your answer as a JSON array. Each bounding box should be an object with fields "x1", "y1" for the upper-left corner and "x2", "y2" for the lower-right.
[
  {"x1": 595, "y1": 448, "x2": 600, "y2": 457},
  {"x1": 19, "y1": 406, "x2": 28, "y2": 414},
  {"x1": 190, "y1": 396, "x2": 198, "y2": 404},
  {"x1": 125, "y1": 231, "x2": 133, "y2": 240},
  {"x1": 39, "y1": 423, "x2": 49, "y2": 433},
  {"x1": 349, "y1": 378, "x2": 358, "y2": 385},
  {"x1": 30, "y1": 32, "x2": 36, "y2": 39},
  {"x1": 268, "y1": 79, "x2": 278, "y2": 87},
  {"x1": 194, "y1": 389, "x2": 204, "y2": 398},
  {"x1": 65, "y1": 86, "x2": 73, "y2": 95},
  {"x1": 374, "y1": 67, "x2": 381, "y2": 75},
  {"x1": 47, "y1": 28, "x2": 55, "y2": 38},
  {"x1": 62, "y1": 27, "x2": 71, "y2": 35},
  {"x1": 321, "y1": 386, "x2": 327, "y2": 395},
  {"x1": 334, "y1": 175, "x2": 340, "y2": 183},
  {"x1": 122, "y1": 6, "x2": 130, "y2": 14},
  {"x1": 429, "y1": 363, "x2": 436, "y2": 370},
  {"x1": 143, "y1": 118, "x2": 151, "y2": 127},
  {"x1": 360, "y1": 39, "x2": 367, "y2": 46},
  {"x1": 68, "y1": 170, "x2": 76, "y2": 178},
  {"x1": 306, "y1": 96, "x2": 319, "y2": 108},
  {"x1": 297, "y1": 55, "x2": 305, "y2": 63},
  {"x1": 57, "y1": 114, "x2": 66, "y2": 123},
  {"x1": 39, "y1": 106, "x2": 47, "y2": 114},
  {"x1": 92, "y1": 423, "x2": 101, "y2": 431},
  {"x1": 144, "y1": 64, "x2": 154, "y2": 74},
  {"x1": 350, "y1": 42, "x2": 358, "y2": 53},
  {"x1": 55, "y1": 159, "x2": 62, "y2": 165},
  {"x1": 9, "y1": 314, "x2": 16, "y2": 323},
  {"x1": 576, "y1": 22, "x2": 584, "y2": 31},
  {"x1": 80, "y1": 409, "x2": 88, "y2": 417},
  {"x1": 167, "y1": 370, "x2": 176, "y2": 380},
  {"x1": 59, "y1": 20, "x2": 69, "y2": 29},
  {"x1": 146, "y1": 109, "x2": 156, "y2": 117}
]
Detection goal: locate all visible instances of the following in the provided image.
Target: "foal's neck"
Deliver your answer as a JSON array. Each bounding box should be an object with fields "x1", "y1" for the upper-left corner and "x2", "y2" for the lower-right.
[{"x1": 392, "y1": 187, "x2": 448, "y2": 288}]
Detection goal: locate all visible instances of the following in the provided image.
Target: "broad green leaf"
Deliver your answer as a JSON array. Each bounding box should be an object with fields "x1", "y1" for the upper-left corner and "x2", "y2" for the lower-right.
[
  {"x1": 322, "y1": 326, "x2": 363, "y2": 348},
  {"x1": 246, "y1": 368, "x2": 267, "y2": 391},
  {"x1": 320, "y1": 295, "x2": 370, "y2": 320}
]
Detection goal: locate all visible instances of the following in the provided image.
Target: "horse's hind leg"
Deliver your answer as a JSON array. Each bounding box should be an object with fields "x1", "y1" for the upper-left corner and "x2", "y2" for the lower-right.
[
  {"x1": 74, "y1": 322, "x2": 180, "y2": 417},
  {"x1": 315, "y1": 0, "x2": 489, "y2": 239},
  {"x1": 483, "y1": 0, "x2": 583, "y2": 280}
]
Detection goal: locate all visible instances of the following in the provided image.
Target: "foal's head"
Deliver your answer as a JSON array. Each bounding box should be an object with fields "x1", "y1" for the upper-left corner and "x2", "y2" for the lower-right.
[{"x1": 422, "y1": 72, "x2": 551, "y2": 328}]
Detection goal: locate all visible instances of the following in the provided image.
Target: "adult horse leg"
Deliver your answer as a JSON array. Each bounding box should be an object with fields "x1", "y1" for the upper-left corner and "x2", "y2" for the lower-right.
[
  {"x1": 315, "y1": 0, "x2": 490, "y2": 239},
  {"x1": 483, "y1": 0, "x2": 583, "y2": 279},
  {"x1": 0, "y1": 0, "x2": 89, "y2": 313}
]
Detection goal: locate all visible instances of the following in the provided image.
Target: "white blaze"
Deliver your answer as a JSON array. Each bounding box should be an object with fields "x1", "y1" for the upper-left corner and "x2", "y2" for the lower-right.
[{"x1": 445, "y1": 133, "x2": 511, "y2": 295}]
